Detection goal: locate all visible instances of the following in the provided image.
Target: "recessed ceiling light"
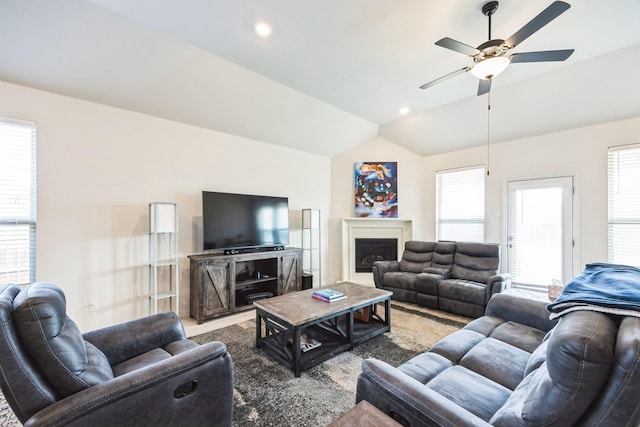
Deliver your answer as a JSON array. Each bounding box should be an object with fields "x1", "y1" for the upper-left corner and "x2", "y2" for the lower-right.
[
  {"x1": 399, "y1": 107, "x2": 410, "y2": 115},
  {"x1": 254, "y1": 21, "x2": 273, "y2": 38}
]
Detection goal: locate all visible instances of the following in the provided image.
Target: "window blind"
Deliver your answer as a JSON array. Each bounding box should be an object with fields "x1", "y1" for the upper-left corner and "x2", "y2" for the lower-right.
[
  {"x1": 0, "y1": 118, "x2": 37, "y2": 284},
  {"x1": 436, "y1": 166, "x2": 485, "y2": 242},
  {"x1": 608, "y1": 144, "x2": 640, "y2": 267}
]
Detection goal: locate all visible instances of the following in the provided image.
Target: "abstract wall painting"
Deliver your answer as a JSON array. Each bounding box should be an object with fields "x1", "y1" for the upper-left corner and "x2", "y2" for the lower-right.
[{"x1": 354, "y1": 161, "x2": 398, "y2": 218}]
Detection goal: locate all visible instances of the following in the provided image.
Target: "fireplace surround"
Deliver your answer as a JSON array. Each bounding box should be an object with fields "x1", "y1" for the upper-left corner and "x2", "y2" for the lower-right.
[{"x1": 342, "y1": 218, "x2": 413, "y2": 284}]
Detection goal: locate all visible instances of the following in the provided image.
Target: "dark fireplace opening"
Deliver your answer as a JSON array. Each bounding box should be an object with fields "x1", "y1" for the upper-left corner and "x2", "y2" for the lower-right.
[{"x1": 355, "y1": 238, "x2": 398, "y2": 273}]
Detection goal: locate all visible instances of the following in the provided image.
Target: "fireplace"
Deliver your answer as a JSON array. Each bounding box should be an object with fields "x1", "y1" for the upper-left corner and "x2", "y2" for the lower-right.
[
  {"x1": 342, "y1": 218, "x2": 413, "y2": 284},
  {"x1": 355, "y1": 238, "x2": 398, "y2": 272}
]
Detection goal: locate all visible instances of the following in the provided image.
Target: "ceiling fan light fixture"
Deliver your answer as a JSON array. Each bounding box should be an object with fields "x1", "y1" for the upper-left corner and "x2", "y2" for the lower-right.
[{"x1": 470, "y1": 56, "x2": 511, "y2": 80}]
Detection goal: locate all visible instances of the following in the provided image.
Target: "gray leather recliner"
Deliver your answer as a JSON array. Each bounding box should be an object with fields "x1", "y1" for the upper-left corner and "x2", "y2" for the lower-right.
[{"x1": 0, "y1": 282, "x2": 234, "y2": 426}]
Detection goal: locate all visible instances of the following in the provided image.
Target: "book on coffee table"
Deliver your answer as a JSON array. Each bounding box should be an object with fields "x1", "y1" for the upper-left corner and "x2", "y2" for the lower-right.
[{"x1": 312, "y1": 288, "x2": 346, "y2": 302}]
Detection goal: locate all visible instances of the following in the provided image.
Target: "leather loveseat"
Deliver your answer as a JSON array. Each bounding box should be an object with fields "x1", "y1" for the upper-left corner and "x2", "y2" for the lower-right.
[
  {"x1": 356, "y1": 292, "x2": 640, "y2": 426},
  {"x1": 372, "y1": 240, "x2": 510, "y2": 318},
  {"x1": 0, "y1": 282, "x2": 234, "y2": 426}
]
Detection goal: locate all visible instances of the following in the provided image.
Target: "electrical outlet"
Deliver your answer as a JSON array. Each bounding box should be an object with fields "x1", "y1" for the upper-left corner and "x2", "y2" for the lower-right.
[{"x1": 88, "y1": 302, "x2": 97, "y2": 312}]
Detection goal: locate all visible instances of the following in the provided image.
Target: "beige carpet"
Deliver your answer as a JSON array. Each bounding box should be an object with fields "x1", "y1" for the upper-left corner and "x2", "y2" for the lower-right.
[{"x1": 0, "y1": 302, "x2": 469, "y2": 426}]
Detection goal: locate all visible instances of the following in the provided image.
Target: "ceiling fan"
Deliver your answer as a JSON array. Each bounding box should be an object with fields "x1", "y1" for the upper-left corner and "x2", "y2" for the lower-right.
[{"x1": 420, "y1": 1, "x2": 575, "y2": 96}]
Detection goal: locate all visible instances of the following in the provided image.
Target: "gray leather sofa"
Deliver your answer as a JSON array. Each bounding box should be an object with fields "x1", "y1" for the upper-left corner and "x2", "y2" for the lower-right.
[
  {"x1": 372, "y1": 240, "x2": 510, "y2": 318},
  {"x1": 356, "y1": 293, "x2": 640, "y2": 426},
  {"x1": 0, "y1": 282, "x2": 234, "y2": 426}
]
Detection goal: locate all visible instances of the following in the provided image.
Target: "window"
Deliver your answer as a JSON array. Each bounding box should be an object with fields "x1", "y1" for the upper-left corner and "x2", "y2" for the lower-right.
[
  {"x1": 608, "y1": 144, "x2": 640, "y2": 267},
  {"x1": 436, "y1": 166, "x2": 485, "y2": 242},
  {"x1": 0, "y1": 118, "x2": 37, "y2": 284}
]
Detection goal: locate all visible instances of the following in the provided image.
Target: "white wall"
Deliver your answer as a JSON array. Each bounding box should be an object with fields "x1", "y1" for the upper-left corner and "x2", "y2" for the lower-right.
[
  {"x1": 0, "y1": 80, "x2": 331, "y2": 330},
  {"x1": 328, "y1": 116, "x2": 640, "y2": 285},
  {"x1": 328, "y1": 136, "x2": 425, "y2": 285}
]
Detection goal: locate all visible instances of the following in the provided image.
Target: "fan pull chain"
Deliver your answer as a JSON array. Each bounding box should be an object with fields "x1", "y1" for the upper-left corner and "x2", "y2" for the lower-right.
[{"x1": 487, "y1": 92, "x2": 491, "y2": 177}]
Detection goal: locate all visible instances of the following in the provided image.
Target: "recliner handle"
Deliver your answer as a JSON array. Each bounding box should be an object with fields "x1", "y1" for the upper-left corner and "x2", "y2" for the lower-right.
[{"x1": 174, "y1": 380, "x2": 198, "y2": 399}]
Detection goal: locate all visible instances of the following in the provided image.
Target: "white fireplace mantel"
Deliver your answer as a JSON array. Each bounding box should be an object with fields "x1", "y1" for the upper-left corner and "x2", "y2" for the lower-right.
[{"x1": 342, "y1": 218, "x2": 413, "y2": 285}]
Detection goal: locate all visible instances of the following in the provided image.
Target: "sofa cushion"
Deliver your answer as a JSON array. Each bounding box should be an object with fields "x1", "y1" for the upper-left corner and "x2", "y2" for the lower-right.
[
  {"x1": 485, "y1": 320, "x2": 548, "y2": 353},
  {"x1": 398, "y1": 352, "x2": 453, "y2": 384},
  {"x1": 426, "y1": 366, "x2": 511, "y2": 422},
  {"x1": 398, "y1": 240, "x2": 435, "y2": 273},
  {"x1": 383, "y1": 271, "x2": 418, "y2": 291},
  {"x1": 490, "y1": 311, "x2": 616, "y2": 426},
  {"x1": 451, "y1": 242, "x2": 499, "y2": 284},
  {"x1": 438, "y1": 279, "x2": 486, "y2": 305},
  {"x1": 12, "y1": 283, "x2": 113, "y2": 398},
  {"x1": 404, "y1": 240, "x2": 435, "y2": 254},
  {"x1": 427, "y1": 329, "x2": 486, "y2": 363},
  {"x1": 432, "y1": 241, "x2": 456, "y2": 269},
  {"x1": 112, "y1": 340, "x2": 199, "y2": 376},
  {"x1": 459, "y1": 338, "x2": 530, "y2": 391}
]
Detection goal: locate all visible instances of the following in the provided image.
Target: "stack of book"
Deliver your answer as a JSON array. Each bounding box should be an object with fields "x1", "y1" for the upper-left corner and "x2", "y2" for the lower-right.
[
  {"x1": 288, "y1": 334, "x2": 322, "y2": 352},
  {"x1": 312, "y1": 288, "x2": 346, "y2": 302}
]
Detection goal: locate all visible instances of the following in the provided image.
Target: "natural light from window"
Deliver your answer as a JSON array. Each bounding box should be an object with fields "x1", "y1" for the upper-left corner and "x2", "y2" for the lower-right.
[
  {"x1": 509, "y1": 187, "x2": 563, "y2": 285},
  {"x1": 436, "y1": 166, "x2": 485, "y2": 242},
  {"x1": 0, "y1": 118, "x2": 37, "y2": 284},
  {"x1": 608, "y1": 145, "x2": 640, "y2": 267}
]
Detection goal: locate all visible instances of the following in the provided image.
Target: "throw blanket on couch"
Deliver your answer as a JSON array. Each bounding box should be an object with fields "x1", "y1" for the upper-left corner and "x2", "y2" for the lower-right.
[{"x1": 547, "y1": 263, "x2": 640, "y2": 319}]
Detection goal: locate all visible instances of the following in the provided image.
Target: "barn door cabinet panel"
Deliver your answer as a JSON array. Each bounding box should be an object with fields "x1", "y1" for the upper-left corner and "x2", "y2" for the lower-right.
[{"x1": 280, "y1": 252, "x2": 302, "y2": 295}]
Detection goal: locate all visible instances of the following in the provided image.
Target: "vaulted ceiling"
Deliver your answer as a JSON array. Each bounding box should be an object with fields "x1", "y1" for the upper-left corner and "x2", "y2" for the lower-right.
[{"x1": 1, "y1": 0, "x2": 639, "y2": 156}]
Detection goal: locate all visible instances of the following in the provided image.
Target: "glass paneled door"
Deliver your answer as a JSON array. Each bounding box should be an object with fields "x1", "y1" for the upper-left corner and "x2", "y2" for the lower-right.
[{"x1": 505, "y1": 176, "x2": 575, "y2": 289}]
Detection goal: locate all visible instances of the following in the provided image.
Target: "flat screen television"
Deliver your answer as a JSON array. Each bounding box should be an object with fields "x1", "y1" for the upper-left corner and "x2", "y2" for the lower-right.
[{"x1": 202, "y1": 191, "x2": 289, "y2": 251}]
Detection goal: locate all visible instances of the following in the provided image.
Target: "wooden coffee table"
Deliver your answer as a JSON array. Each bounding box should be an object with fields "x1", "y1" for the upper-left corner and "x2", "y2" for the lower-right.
[{"x1": 254, "y1": 282, "x2": 392, "y2": 377}]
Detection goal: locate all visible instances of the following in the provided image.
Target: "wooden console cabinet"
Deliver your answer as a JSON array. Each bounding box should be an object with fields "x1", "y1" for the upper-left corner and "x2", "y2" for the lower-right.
[{"x1": 189, "y1": 248, "x2": 303, "y2": 324}]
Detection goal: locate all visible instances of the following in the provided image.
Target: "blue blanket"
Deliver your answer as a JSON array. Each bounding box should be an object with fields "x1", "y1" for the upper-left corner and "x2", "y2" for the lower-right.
[{"x1": 547, "y1": 263, "x2": 640, "y2": 319}]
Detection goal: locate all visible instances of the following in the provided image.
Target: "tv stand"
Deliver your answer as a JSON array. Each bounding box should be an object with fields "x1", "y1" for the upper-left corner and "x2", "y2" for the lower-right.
[{"x1": 189, "y1": 247, "x2": 303, "y2": 324}]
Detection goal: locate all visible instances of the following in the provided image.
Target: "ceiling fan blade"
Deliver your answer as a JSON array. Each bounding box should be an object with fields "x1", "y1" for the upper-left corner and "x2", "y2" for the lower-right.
[
  {"x1": 505, "y1": 1, "x2": 571, "y2": 49},
  {"x1": 477, "y1": 79, "x2": 492, "y2": 96},
  {"x1": 511, "y1": 49, "x2": 574, "y2": 63},
  {"x1": 435, "y1": 37, "x2": 479, "y2": 56},
  {"x1": 419, "y1": 67, "x2": 471, "y2": 90}
]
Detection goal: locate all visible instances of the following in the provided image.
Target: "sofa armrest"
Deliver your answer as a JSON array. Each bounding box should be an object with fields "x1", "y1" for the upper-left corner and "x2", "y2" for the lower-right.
[
  {"x1": 485, "y1": 293, "x2": 557, "y2": 333},
  {"x1": 372, "y1": 260, "x2": 400, "y2": 288},
  {"x1": 83, "y1": 312, "x2": 186, "y2": 366},
  {"x1": 356, "y1": 359, "x2": 492, "y2": 427},
  {"x1": 23, "y1": 342, "x2": 233, "y2": 427},
  {"x1": 485, "y1": 273, "x2": 512, "y2": 303}
]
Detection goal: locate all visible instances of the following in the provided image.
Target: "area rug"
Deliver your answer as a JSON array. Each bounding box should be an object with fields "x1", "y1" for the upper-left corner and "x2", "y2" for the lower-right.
[
  {"x1": 0, "y1": 303, "x2": 469, "y2": 426},
  {"x1": 191, "y1": 302, "x2": 469, "y2": 426}
]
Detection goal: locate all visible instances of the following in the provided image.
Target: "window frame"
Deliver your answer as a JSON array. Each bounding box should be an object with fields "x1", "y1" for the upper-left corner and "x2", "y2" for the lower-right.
[
  {"x1": 0, "y1": 117, "x2": 37, "y2": 284},
  {"x1": 608, "y1": 144, "x2": 640, "y2": 267},
  {"x1": 435, "y1": 165, "x2": 486, "y2": 242}
]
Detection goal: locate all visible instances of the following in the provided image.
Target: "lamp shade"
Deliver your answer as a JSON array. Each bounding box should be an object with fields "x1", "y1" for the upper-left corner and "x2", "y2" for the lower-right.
[
  {"x1": 470, "y1": 56, "x2": 511, "y2": 80},
  {"x1": 150, "y1": 202, "x2": 177, "y2": 233}
]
